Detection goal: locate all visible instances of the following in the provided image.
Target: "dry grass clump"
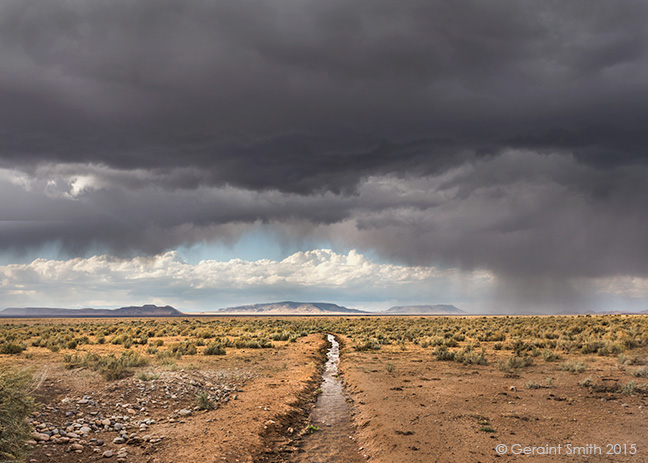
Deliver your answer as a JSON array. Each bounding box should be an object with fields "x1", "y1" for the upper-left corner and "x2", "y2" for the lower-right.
[
  {"x1": 433, "y1": 345, "x2": 488, "y2": 365},
  {"x1": 497, "y1": 355, "x2": 533, "y2": 373},
  {"x1": 64, "y1": 350, "x2": 148, "y2": 380},
  {"x1": 629, "y1": 366, "x2": 648, "y2": 378},
  {"x1": 0, "y1": 367, "x2": 39, "y2": 460},
  {"x1": 560, "y1": 360, "x2": 588, "y2": 373}
]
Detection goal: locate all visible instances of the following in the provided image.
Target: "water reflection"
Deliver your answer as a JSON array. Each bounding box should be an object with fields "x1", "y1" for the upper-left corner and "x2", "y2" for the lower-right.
[{"x1": 293, "y1": 334, "x2": 364, "y2": 463}]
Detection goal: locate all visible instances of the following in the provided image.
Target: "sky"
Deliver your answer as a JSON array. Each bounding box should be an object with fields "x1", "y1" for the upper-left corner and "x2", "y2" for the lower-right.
[{"x1": 1, "y1": 0, "x2": 648, "y2": 313}]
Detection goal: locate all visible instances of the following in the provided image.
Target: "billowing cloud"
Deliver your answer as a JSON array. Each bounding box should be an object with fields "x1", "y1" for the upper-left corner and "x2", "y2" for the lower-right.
[
  {"x1": 3, "y1": 150, "x2": 648, "y2": 282},
  {"x1": 0, "y1": 249, "x2": 494, "y2": 310}
]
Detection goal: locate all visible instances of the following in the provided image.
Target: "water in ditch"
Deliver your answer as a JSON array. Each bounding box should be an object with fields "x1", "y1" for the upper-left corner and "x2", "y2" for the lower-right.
[{"x1": 292, "y1": 334, "x2": 364, "y2": 463}]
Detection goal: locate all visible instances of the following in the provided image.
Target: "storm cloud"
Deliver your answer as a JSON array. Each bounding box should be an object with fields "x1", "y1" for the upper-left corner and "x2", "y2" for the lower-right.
[{"x1": 1, "y1": 0, "x2": 648, "y2": 311}]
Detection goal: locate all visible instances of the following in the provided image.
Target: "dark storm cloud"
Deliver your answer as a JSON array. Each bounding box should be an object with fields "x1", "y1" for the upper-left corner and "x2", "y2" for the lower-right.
[
  {"x1": 2, "y1": 0, "x2": 648, "y2": 194},
  {"x1": 2, "y1": 0, "x2": 648, "y2": 312}
]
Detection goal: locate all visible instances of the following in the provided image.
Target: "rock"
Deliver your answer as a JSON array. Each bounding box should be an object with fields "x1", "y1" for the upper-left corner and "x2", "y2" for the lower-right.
[
  {"x1": 113, "y1": 437, "x2": 125, "y2": 444},
  {"x1": 101, "y1": 419, "x2": 111, "y2": 426},
  {"x1": 71, "y1": 443, "x2": 84, "y2": 451},
  {"x1": 96, "y1": 439, "x2": 105, "y2": 446},
  {"x1": 79, "y1": 426, "x2": 92, "y2": 434},
  {"x1": 178, "y1": 409, "x2": 192, "y2": 416},
  {"x1": 102, "y1": 450, "x2": 113, "y2": 458},
  {"x1": 25, "y1": 440, "x2": 38, "y2": 446},
  {"x1": 32, "y1": 433, "x2": 50, "y2": 442}
]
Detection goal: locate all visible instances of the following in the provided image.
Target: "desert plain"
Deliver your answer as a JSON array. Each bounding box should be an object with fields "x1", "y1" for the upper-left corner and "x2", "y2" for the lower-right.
[{"x1": 1, "y1": 315, "x2": 647, "y2": 463}]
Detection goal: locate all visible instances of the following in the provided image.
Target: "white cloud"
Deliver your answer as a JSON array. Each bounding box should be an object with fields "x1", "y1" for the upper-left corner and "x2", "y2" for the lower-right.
[{"x1": 0, "y1": 249, "x2": 494, "y2": 310}]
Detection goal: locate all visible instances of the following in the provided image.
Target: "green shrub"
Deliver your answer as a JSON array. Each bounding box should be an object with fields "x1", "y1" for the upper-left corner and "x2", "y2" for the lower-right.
[
  {"x1": 166, "y1": 341, "x2": 197, "y2": 356},
  {"x1": 542, "y1": 349, "x2": 560, "y2": 362},
  {"x1": 354, "y1": 340, "x2": 381, "y2": 351},
  {"x1": 270, "y1": 331, "x2": 291, "y2": 341},
  {"x1": 434, "y1": 346, "x2": 456, "y2": 361},
  {"x1": 203, "y1": 343, "x2": 226, "y2": 356},
  {"x1": 597, "y1": 342, "x2": 625, "y2": 356},
  {"x1": 455, "y1": 346, "x2": 488, "y2": 365},
  {"x1": 0, "y1": 343, "x2": 26, "y2": 355},
  {"x1": 97, "y1": 357, "x2": 130, "y2": 380},
  {"x1": 195, "y1": 391, "x2": 214, "y2": 410}
]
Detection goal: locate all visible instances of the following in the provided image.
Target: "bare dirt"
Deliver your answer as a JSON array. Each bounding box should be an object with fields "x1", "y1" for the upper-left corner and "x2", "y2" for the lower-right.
[
  {"x1": 341, "y1": 341, "x2": 648, "y2": 463},
  {"x1": 22, "y1": 335, "x2": 327, "y2": 463}
]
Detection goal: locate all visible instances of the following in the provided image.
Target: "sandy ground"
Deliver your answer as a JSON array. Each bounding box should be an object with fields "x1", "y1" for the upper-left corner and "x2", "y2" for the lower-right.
[{"x1": 341, "y1": 341, "x2": 648, "y2": 463}]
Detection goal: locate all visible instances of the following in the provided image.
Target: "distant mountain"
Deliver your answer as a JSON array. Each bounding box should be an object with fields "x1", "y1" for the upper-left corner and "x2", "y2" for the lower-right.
[
  {"x1": 384, "y1": 304, "x2": 465, "y2": 315},
  {"x1": 592, "y1": 309, "x2": 648, "y2": 315},
  {"x1": 0, "y1": 305, "x2": 183, "y2": 318},
  {"x1": 211, "y1": 301, "x2": 367, "y2": 315},
  {"x1": 111, "y1": 305, "x2": 183, "y2": 316}
]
